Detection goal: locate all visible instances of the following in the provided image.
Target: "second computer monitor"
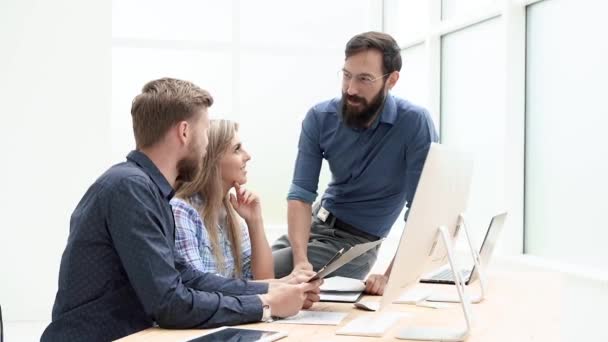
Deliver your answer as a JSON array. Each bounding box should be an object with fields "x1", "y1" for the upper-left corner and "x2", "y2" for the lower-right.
[{"x1": 380, "y1": 143, "x2": 474, "y2": 310}]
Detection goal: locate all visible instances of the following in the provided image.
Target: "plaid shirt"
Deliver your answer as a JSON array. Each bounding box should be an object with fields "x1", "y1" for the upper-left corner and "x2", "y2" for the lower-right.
[{"x1": 171, "y1": 194, "x2": 253, "y2": 279}]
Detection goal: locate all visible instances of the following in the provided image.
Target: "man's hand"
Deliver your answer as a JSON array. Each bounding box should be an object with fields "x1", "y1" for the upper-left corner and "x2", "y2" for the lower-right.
[
  {"x1": 364, "y1": 274, "x2": 388, "y2": 295},
  {"x1": 293, "y1": 260, "x2": 313, "y2": 273},
  {"x1": 260, "y1": 280, "x2": 322, "y2": 318},
  {"x1": 302, "y1": 284, "x2": 321, "y2": 309},
  {"x1": 279, "y1": 268, "x2": 316, "y2": 284}
]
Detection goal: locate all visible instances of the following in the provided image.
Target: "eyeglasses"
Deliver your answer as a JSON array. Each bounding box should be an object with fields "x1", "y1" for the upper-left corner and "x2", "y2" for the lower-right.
[{"x1": 339, "y1": 70, "x2": 390, "y2": 87}]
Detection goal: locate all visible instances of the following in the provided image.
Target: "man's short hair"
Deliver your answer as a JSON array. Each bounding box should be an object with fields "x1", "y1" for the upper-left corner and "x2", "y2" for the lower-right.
[
  {"x1": 345, "y1": 31, "x2": 402, "y2": 75},
  {"x1": 131, "y1": 78, "x2": 213, "y2": 149}
]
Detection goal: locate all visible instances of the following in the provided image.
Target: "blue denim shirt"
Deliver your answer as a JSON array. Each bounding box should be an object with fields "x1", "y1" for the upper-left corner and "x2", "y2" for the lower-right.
[
  {"x1": 288, "y1": 95, "x2": 438, "y2": 237},
  {"x1": 42, "y1": 151, "x2": 267, "y2": 342}
]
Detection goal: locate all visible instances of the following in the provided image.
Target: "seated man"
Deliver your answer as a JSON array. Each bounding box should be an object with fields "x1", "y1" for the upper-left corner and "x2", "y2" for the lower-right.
[
  {"x1": 272, "y1": 31, "x2": 438, "y2": 295},
  {"x1": 41, "y1": 78, "x2": 320, "y2": 342}
]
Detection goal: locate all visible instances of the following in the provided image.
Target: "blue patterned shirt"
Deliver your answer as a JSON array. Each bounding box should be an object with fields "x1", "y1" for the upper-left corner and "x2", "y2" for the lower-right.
[
  {"x1": 171, "y1": 194, "x2": 253, "y2": 279},
  {"x1": 41, "y1": 151, "x2": 267, "y2": 342}
]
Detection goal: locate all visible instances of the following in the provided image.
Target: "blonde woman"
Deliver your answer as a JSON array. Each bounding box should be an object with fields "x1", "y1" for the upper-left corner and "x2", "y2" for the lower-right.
[{"x1": 171, "y1": 119, "x2": 274, "y2": 279}]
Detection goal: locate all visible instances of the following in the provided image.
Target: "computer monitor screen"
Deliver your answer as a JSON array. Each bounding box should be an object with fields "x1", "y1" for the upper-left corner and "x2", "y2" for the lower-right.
[{"x1": 380, "y1": 143, "x2": 474, "y2": 309}]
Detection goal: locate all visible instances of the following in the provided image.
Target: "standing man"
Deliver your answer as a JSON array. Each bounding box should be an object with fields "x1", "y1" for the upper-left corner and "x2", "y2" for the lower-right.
[
  {"x1": 272, "y1": 32, "x2": 438, "y2": 294},
  {"x1": 42, "y1": 78, "x2": 320, "y2": 342}
]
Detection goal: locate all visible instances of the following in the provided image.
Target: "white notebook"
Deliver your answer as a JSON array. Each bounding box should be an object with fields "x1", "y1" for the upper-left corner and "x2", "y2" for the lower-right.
[
  {"x1": 320, "y1": 276, "x2": 365, "y2": 292},
  {"x1": 320, "y1": 276, "x2": 365, "y2": 303},
  {"x1": 320, "y1": 291, "x2": 362, "y2": 302}
]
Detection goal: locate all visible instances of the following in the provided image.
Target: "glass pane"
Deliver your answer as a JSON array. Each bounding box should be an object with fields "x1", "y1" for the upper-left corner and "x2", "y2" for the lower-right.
[
  {"x1": 111, "y1": 47, "x2": 233, "y2": 163},
  {"x1": 237, "y1": 52, "x2": 340, "y2": 225},
  {"x1": 441, "y1": 0, "x2": 498, "y2": 21},
  {"x1": 390, "y1": 44, "x2": 435, "y2": 128},
  {"x1": 441, "y1": 18, "x2": 505, "y2": 248},
  {"x1": 239, "y1": 0, "x2": 378, "y2": 48},
  {"x1": 384, "y1": 0, "x2": 428, "y2": 44},
  {"x1": 112, "y1": 0, "x2": 232, "y2": 42},
  {"x1": 526, "y1": 0, "x2": 608, "y2": 271}
]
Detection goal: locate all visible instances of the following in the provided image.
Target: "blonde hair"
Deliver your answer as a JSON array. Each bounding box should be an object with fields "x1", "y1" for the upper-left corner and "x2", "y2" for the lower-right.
[{"x1": 175, "y1": 119, "x2": 243, "y2": 277}]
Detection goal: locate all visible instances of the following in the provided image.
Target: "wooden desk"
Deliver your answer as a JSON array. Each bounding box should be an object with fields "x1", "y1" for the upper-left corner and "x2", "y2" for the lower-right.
[{"x1": 117, "y1": 271, "x2": 562, "y2": 341}]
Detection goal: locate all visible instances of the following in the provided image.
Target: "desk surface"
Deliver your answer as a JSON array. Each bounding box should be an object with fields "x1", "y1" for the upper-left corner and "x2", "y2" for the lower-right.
[{"x1": 117, "y1": 271, "x2": 561, "y2": 341}]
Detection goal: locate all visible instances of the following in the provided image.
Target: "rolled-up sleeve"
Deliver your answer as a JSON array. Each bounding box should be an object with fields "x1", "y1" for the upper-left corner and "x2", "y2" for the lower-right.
[
  {"x1": 108, "y1": 176, "x2": 266, "y2": 329},
  {"x1": 287, "y1": 109, "x2": 323, "y2": 203}
]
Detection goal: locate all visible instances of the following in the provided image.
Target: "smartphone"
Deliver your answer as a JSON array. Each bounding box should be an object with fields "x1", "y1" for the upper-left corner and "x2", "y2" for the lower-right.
[{"x1": 185, "y1": 327, "x2": 287, "y2": 342}]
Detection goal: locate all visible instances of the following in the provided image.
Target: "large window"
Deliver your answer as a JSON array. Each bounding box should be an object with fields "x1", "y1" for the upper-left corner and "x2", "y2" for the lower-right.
[
  {"x1": 441, "y1": 0, "x2": 498, "y2": 21},
  {"x1": 384, "y1": 0, "x2": 608, "y2": 271},
  {"x1": 111, "y1": 0, "x2": 608, "y2": 269},
  {"x1": 391, "y1": 44, "x2": 433, "y2": 125},
  {"x1": 384, "y1": 0, "x2": 428, "y2": 45},
  {"x1": 441, "y1": 18, "x2": 506, "y2": 247},
  {"x1": 385, "y1": 0, "x2": 518, "y2": 253},
  {"x1": 112, "y1": 0, "x2": 381, "y2": 227},
  {"x1": 525, "y1": 0, "x2": 608, "y2": 271}
]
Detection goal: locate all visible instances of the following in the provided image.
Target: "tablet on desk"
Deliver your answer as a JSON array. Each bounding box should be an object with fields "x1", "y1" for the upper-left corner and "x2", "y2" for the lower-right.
[{"x1": 185, "y1": 327, "x2": 287, "y2": 342}]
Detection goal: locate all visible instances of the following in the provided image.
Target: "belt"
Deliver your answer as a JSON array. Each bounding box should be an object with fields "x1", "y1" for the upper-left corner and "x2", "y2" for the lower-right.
[{"x1": 324, "y1": 211, "x2": 380, "y2": 242}]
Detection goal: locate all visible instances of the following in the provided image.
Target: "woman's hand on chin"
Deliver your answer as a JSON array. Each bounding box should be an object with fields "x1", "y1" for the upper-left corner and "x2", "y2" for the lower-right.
[{"x1": 229, "y1": 181, "x2": 263, "y2": 223}]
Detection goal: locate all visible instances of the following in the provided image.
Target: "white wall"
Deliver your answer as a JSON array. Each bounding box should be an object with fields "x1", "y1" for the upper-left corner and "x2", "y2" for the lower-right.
[{"x1": 0, "y1": 0, "x2": 111, "y2": 323}]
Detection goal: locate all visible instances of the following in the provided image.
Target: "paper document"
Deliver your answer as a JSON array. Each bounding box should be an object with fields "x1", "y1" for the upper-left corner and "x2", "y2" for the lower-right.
[
  {"x1": 320, "y1": 276, "x2": 365, "y2": 292},
  {"x1": 320, "y1": 291, "x2": 362, "y2": 303},
  {"x1": 274, "y1": 310, "x2": 348, "y2": 326},
  {"x1": 310, "y1": 239, "x2": 384, "y2": 281}
]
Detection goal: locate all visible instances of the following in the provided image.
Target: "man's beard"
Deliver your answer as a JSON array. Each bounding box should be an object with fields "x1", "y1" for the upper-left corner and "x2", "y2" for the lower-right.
[
  {"x1": 341, "y1": 85, "x2": 387, "y2": 129},
  {"x1": 176, "y1": 141, "x2": 203, "y2": 183}
]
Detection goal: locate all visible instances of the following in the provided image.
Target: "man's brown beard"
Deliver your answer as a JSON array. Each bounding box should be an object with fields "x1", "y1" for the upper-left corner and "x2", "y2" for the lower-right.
[
  {"x1": 341, "y1": 84, "x2": 387, "y2": 129},
  {"x1": 176, "y1": 142, "x2": 203, "y2": 183}
]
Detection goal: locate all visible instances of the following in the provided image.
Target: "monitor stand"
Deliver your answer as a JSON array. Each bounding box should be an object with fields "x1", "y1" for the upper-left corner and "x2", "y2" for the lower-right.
[
  {"x1": 426, "y1": 213, "x2": 488, "y2": 304},
  {"x1": 396, "y1": 224, "x2": 473, "y2": 342}
]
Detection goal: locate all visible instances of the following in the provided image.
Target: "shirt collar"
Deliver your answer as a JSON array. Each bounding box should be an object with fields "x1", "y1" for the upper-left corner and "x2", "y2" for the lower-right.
[
  {"x1": 126, "y1": 150, "x2": 175, "y2": 200},
  {"x1": 336, "y1": 94, "x2": 398, "y2": 130},
  {"x1": 376, "y1": 94, "x2": 397, "y2": 126}
]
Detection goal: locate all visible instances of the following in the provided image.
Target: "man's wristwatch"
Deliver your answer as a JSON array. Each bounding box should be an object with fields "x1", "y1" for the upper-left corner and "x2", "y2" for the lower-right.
[{"x1": 261, "y1": 304, "x2": 273, "y2": 322}]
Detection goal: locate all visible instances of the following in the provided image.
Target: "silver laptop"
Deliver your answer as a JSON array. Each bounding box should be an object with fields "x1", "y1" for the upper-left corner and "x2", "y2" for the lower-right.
[{"x1": 419, "y1": 212, "x2": 507, "y2": 285}]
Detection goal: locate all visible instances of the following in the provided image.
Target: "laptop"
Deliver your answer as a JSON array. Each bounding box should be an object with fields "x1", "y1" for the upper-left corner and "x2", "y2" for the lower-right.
[{"x1": 419, "y1": 212, "x2": 507, "y2": 285}]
